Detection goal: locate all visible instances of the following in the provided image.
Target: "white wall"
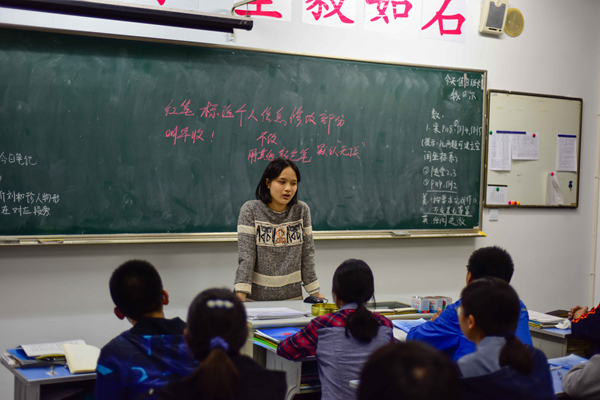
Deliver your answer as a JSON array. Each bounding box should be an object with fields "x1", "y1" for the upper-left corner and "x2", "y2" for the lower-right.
[{"x1": 1, "y1": 0, "x2": 600, "y2": 397}]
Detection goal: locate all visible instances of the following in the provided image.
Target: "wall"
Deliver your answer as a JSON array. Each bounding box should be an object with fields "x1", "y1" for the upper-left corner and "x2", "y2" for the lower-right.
[{"x1": 1, "y1": 0, "x2": 600, "y2": 397}]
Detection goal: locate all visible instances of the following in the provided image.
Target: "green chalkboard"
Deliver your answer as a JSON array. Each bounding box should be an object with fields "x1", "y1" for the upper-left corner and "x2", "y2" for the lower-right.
[{"x1": 0, "y1": 28, "x2": 485, "y2": 237}]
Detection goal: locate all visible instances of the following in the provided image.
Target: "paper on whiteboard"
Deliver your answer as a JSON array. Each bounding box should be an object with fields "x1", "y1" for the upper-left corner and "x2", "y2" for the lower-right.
[
  {"x1": 489, "y1": 133, "x2": 511, "y2": 171},
  {"x1": 546, "y1": 173, "x2": 564, "y2": 205},
  {"x1": 486, "y1": 185, "x2": 508, "y2": 205},
  {"x1": 512, "y1": 132, "x2": 539, "y2": 160},
  {"x1": 557, "y1": 135, "x2": 577, "y2": 172}
]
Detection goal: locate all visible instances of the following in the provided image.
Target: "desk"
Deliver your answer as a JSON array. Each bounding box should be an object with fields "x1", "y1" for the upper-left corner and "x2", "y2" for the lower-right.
[{"x1": 1, "y1": 357, "x2": 95, "y2": 400}]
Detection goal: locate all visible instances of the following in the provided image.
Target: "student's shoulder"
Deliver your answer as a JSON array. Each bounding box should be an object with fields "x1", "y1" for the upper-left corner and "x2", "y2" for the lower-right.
[
  {"x1": 373, "y1": 312, "x2": 394, "y2": 328},
  {"x1": 241, "y1": 200, "x2": 262, "y2": 212},
  {"x1": 295, "y1": 200, "x2": 311, "y2": 213}
]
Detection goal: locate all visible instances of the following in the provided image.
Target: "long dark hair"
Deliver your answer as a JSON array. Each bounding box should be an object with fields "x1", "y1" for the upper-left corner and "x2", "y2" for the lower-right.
[
  {"x1": 255, "y1": 158, "x2": 301, "y2": 206},
  {"x1": 332, "y1": 259, "x2": 380, "y2": 343},
  {"x1": 184, "y1": 288, "x2": 248, "y2": 400},
  {"x1": 460, "y1": 277, "x2": 533, "y2": 375}
]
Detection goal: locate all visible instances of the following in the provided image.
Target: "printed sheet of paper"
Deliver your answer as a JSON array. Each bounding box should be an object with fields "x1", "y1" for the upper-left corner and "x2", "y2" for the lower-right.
[
  {"x1": 486, "y1": 185, "x2": 508, "y2": 205},
  {"x1": 546, "y1": 172, "x2": 564, "y2": 206},
  {"x1": 557, "y1": 135, "x2": 577, "y2": 172},
  {"x1": 488, "y1": 132, "x2": 511, "y2": 171},
  {"x1": 512, "y1": 132, "x2": 539, "y2": 160}
]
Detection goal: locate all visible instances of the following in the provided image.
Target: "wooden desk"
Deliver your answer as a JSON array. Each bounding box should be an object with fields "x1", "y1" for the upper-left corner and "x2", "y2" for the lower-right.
[{"x1": 1, "y1": 357, "x2": 95, "y2": 400}]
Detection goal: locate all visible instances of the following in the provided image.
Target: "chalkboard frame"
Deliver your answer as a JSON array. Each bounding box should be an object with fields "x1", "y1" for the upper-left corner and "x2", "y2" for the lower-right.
[
  {"x1": 0, "y1": 26, "x2": 488, "y2": 245},
  {"x1": 483, "y1": 90, "x2": 582, "y2": 209}
]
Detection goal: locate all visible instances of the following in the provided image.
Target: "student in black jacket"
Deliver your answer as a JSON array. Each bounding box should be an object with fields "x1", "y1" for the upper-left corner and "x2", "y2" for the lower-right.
[{"x1": 157, "y1": 288, "x2": 287, "y2": 400}]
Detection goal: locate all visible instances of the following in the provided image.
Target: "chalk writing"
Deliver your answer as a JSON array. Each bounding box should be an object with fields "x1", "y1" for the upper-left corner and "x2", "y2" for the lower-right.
[
  {"x1": 0, "y1": 191, "x2": 60, "y2": 204},
  {"x1": 0, "y1": 152, "x2": 37, "y2": 166},
  {"x1": 421, "y1": 138, "x2": 481, "y2": 151}
]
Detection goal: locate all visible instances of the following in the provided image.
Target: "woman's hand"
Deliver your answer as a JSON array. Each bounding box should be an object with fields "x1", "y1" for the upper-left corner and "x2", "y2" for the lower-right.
[
  {"x1": 236, "y1": 292, "x2": 247, "y2": 302},
  {"x1": 312, "y1": 292, "x2": 326, "y2": 300}
]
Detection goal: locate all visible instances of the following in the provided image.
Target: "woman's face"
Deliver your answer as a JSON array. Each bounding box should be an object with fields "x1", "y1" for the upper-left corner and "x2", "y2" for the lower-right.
[{"x1": 266, "y1": 167, "x2": 298, "y2": 212}]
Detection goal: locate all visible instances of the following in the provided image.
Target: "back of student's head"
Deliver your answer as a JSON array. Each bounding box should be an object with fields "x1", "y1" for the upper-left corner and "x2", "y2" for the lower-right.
[
  {"x1": 109, "y1": 260, "x2": 163, "y2": 320},
  {"x1": 185, "y1": 288, "x2": 248, "y2": 400},
  {"x1": 332, "y1": 259, "x2": 380, "y2": 343},
  {"x1": 358, "y1": 341, "x2": 460, "y2": 400},
  {"x1": 460, "y1": 277, "x2": 533, "y2": 374},
  {"x1": 467, "y1": 246, "x2": 514, "y2": 282}
]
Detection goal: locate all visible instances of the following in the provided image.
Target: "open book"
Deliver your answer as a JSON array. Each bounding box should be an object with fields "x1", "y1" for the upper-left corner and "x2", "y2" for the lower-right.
[{"x1": 62, "y1": 344, "x2": 101, "y2": 374}]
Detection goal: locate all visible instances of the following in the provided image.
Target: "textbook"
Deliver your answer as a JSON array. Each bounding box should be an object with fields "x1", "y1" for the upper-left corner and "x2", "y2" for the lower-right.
[
  {"x1": 528, "y1": 310, "x2": 565, "y2": 329},
  {"x1": 20, "y1": 340, "x2": 86, "y2": 358},
  {"x1": 6, "y1": 348, "x2": 66, "y2": 368},
  {"x1": 62, "y1": 344, "x2": 101, "y2": 374},
  {"x1": 255, "y1": 327, "x2": 301, "y2": 347}
]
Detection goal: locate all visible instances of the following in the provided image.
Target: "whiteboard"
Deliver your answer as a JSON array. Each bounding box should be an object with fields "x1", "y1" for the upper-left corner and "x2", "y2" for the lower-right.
[{"x1": 485, "y1": 91, "x2": 582, "y2": 207}]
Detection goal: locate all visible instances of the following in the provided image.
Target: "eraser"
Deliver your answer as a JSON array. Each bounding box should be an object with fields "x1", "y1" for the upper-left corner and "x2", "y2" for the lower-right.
[{"x1": 391, "y1": 230, "x2": 410, "y2": 237}]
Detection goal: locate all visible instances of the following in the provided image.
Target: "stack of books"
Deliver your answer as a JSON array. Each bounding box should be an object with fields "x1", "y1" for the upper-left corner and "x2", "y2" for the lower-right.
[
  {"x1": 253, "y1": 327, "x2": 301, "y2": 350},
  {"x1": 3, "y1": 340, "x2": 100, "y2": 373},
  {"x1": 528, "y1": 310, "x2": 566, "y2": 329}
]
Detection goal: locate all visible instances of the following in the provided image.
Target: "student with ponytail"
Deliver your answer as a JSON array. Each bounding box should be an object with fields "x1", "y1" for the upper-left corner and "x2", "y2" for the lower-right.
[
  {"x1": 457, "y1": 277, "x2": 555, "y2": 400},
  {"x1": 277, "y1": 259, "x2": 393, "y2": 400},
  {"x1": 158, "y1": 288, "x2": 286, "y2": 400}
]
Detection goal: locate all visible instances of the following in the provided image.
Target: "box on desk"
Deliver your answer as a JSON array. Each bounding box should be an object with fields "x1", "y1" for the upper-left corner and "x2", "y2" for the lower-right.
[{"x1": 411, "y1": 296, "x2": 452, "y2": 313}]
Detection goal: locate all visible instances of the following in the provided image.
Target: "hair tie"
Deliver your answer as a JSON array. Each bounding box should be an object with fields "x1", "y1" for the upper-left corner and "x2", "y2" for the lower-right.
[
  {"x1": 206, "y1": 299, "x2": 234, "y2": 309},
  {"x1": 209, "y1": 336, "x2": 229, "y2": 352}
]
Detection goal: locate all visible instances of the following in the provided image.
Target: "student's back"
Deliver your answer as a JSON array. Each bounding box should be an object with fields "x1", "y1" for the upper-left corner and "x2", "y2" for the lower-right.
[
  {"x1": 95, "y1": 260, "x2": 196, "y2": 400},
  {"x1": 456, "y1": 278, "x2": 555, "y2": 400},
  {"x1": 158, "y1": 288, "x2": 286, "y2": 400},
  {"x1": 407, "y1": 246, "x2": 532, "y2": 361},
  {"x1": 277, "y1": 259, "x2": 393, "y2": 400}
]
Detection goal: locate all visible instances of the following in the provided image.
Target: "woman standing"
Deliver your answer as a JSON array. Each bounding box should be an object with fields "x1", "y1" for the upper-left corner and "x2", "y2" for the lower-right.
[{"x1": 234, "y1": 158, "x2": 323, "y2": 302}]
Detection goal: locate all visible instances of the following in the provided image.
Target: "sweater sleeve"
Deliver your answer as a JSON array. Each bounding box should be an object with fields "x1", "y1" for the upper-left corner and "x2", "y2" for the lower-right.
[
  {"x1": 234, "y1": 202, "x2": 256, "y2": 295},
  {"x1": 571, "y1": 304, "x2": 600, "y2": 341},
  {"x1": 562, "y1": 355, "x2": 600, "y2": 399},
  {"x1": 300, "y1": 203, "x2": 319, "y2": 295}
]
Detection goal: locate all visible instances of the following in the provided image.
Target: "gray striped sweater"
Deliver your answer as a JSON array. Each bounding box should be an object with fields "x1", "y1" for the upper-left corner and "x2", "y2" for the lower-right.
[{"x1": 234, "y1": 200, "x2": 320, "y2": 301}]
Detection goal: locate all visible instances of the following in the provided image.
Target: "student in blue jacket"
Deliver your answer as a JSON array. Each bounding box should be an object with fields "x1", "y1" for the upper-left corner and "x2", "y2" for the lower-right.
[
  {"x1": 95, "y1": 260, "x2": 196, "y2": 400},
  {"x1": 457, "y1": 277, "x2": 555, "y2": 400},
  {"x1": 407, "y1": 246, "x2": 532, "y2": 361}
]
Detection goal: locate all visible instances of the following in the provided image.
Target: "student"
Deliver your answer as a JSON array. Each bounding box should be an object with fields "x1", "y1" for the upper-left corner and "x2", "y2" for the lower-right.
[
  {"x1": 277, "y1": 259, "x2": 393, "y2": 400},
  {"x1": 561, "y1": 354, "x2": 600, "y2": 399},
  {"x1": 234, "y1": 157, "x2": 323, "y2": 301},
  {"x1": 157, "y1": 288, "x2": 287, "y2": 400},
  {"x1": 358, "y1": 341, "x2": 460, "y2": 400},
  {"x1": 569, "y1": 302, "x2": 600, "y2": 355},
  {"x1": 95, "y1": 260, "x2": 196, "y2": 400},
  {"x1": 407, "y1": 246, "x2": 532, "y2": 361},
  {"x1": 457, "y1": 277, "x2": 555, "y2": 400}
]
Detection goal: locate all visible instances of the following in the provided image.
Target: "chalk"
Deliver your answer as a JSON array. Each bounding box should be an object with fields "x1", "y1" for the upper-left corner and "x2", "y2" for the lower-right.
[{"x1": 391, "y1": 230, "x2": 410, "y2": 237}]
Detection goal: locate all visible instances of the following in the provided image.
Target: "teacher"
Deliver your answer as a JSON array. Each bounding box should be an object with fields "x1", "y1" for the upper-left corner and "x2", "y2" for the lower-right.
[{"x1": 234, "y1": 158, "x2": 324, "y2": 302}]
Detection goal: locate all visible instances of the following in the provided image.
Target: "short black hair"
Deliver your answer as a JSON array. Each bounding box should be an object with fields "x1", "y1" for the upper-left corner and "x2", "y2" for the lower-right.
[
  {"x1": 358, "y1": 341, "x2": 460, "y2": 400},
  {"x1": 109, "y1": 260, "x2": 163, "y2": 320},
  {"x1": 467, "y1": 246, "x2": 514, "y2": 283},
  {"x1": 255, "y1": 158, "x2": 301, "y2": 205}
]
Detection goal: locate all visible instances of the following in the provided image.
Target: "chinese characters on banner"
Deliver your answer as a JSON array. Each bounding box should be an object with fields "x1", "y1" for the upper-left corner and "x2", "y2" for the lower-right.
[
  {"x1": 236, "y1": 0, "x2": 466, "y2": 41},
  {"x1": 234, "y1": 0, "x2": 293, "y2": 22}
]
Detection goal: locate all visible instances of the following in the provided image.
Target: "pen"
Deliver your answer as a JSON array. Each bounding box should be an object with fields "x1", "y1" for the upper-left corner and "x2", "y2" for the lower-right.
[
  {"x1": 557, "y1": 370, "x2": 563, "y2": 379},
  {"x1": 549, "y1": 366, "x2": 561, "y2": 371}
]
